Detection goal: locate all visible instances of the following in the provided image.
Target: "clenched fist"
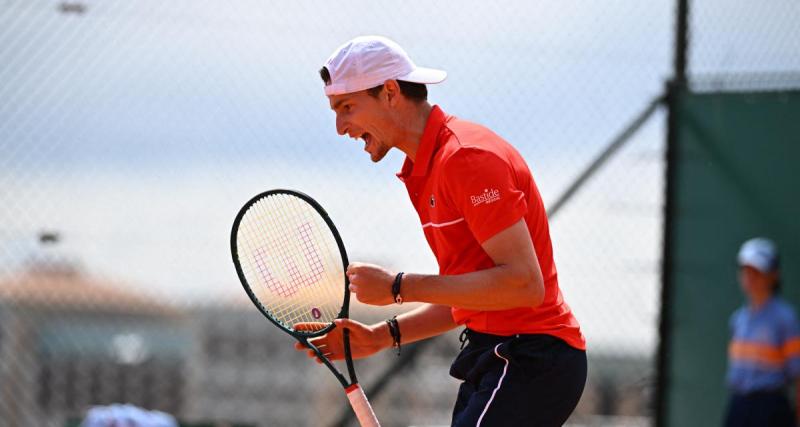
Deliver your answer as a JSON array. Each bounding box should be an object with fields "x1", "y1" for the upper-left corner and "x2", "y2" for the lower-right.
[{"x1": 346, "y1": 262, "x2": 396, "y2": 306}]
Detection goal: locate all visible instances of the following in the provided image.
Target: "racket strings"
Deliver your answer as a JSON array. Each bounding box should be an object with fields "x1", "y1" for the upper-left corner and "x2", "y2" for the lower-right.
[
  {"x1": 243, "y1": 207, "x2": 340, "y2": 325},
  {"x1": 237, "y1": 193, "x2": 343, "y2": 331},
  {"x1": 275, "y1": 194, "x2": 342, "y2": 324}
]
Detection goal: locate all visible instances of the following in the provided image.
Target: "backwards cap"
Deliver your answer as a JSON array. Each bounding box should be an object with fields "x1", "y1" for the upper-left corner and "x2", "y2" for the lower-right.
[{"x1": 322, "y1": 35, "x2": 447, "y2": 96}]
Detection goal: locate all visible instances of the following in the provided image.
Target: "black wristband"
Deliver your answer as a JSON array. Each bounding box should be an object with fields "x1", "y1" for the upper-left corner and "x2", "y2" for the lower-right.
[
  {"x1": 385, "y1": 316, "x2": 401, "y2": 355},
  {"x1": 392, "y1": 272, "x2": 404, "y2": 305}
]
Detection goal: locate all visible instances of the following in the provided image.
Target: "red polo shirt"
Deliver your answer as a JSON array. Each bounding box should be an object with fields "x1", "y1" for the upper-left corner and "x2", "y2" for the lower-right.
[{"x1": 397, "y1": 105, "x2": 585, "y2": 350}]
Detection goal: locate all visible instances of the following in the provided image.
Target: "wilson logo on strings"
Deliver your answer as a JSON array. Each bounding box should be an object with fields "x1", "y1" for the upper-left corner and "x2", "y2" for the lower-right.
[
  {"x1": 254, "y1": 222, "x2": 324, "y2": 297},
  {"x1": 470, "y1": 188, "x2": 501, "y2": 206}
]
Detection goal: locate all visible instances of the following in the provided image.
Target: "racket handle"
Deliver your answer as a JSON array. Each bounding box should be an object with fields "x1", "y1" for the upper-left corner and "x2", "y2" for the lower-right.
[{"x1": 346, "y1": 384, "x2": 380, "y2": 427}]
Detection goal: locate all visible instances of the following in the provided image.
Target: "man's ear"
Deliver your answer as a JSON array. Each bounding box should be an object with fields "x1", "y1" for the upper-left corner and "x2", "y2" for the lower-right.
[{"x1": 384, "y1": 80, "x2": 401, "y2": 106}]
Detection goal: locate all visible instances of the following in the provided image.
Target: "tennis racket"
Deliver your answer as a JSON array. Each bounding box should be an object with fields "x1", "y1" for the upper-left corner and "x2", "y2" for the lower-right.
[{"x1": 230, "y1": 189, "x2": 380, "y2": 427}]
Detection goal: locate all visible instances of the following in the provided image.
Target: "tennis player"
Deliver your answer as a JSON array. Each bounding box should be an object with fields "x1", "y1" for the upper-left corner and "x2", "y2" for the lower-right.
[
  {"x1": 297, "y1": 35, "x2": 587, "y2": 426},
  {"x1": 724, "y1": 237, "x2": 800, "y2": 427}
]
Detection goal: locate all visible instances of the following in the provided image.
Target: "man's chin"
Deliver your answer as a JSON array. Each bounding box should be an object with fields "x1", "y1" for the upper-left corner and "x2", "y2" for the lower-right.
[{"x1": 369, "y1": 150, "x2": 389, "y2": 163}]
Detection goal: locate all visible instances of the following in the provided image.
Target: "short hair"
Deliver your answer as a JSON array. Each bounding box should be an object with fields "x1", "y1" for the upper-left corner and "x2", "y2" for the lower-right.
[
  {"x1": 319, "y1": 67, "x2": 332, "y2": 85},
  {"x1": 318, "y1": 66, "x2": 428, "y2": 102}
]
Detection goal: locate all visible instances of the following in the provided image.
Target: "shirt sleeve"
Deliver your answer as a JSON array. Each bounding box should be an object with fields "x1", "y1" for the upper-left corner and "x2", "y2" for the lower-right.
[{"x1": 441, "y1": 147, "x2": 528, "y2": 243}]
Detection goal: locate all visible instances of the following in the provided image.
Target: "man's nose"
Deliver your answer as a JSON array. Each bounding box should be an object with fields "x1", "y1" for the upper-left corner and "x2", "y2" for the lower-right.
[{"x1": 335, "y1": 115, "x2": 347, "y2": 136}]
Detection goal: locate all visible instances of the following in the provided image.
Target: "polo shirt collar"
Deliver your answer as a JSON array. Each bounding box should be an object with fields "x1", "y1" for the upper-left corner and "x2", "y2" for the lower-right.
[
  {"x1": 749, "y1": 295, "x2": 776, "y2": 314},
  {"x1": 397, "y1": 105, "x2": 447, "y2": 180}
]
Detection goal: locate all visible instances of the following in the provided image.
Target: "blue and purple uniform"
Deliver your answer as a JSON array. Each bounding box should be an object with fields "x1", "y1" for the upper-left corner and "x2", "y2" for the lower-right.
[{"x1": 725, "y1": 296, "x2": 800, "y2": 427}]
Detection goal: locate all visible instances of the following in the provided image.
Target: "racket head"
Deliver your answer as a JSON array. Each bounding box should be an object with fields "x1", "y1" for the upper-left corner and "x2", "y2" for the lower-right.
[{"x1": 231, "y1": 189, "x2": 351, "y2": 338}]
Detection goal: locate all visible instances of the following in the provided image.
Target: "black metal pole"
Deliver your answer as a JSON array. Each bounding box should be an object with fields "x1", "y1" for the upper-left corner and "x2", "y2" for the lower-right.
[
  {"x1": 654, "y1": 80, "x2": 681, "y2": 427},
  {"x1": 655, "y1": 1, "x2": 689, "y2": 426},
  {"x1": 674, "y1": 0, "x2": 689, "y2": 85}
]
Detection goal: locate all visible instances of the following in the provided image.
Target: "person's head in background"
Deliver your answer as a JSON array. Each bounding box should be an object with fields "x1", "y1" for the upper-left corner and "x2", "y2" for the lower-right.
[{"x1": 737, "y1": 237, "x2": 781, "y2": 308}]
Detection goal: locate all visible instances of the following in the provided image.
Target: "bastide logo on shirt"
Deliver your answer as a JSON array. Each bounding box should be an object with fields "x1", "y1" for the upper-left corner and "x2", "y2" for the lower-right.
[{"x1": 470, "y1": 188, "x2": 501, "y2": 206}]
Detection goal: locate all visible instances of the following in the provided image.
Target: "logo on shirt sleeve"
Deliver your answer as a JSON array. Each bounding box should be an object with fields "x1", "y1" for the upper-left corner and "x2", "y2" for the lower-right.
[{"x1": 470, "y1": 188, "x2": 501, "y2": 206}]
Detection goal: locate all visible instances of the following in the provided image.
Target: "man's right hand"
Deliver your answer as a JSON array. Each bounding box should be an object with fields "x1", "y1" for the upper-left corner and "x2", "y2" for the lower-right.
[{"x1": 293, "y1": 319, "x2": 391, "y2": 364}]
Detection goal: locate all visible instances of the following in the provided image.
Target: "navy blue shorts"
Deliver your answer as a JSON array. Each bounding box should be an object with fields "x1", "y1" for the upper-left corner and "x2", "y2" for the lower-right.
[
  {"x1": 449, "y1": 329, "x2": 587, "y2": 427},
  {"x1": 724, "y1": 390, "x2": 794, "y2": 427}
]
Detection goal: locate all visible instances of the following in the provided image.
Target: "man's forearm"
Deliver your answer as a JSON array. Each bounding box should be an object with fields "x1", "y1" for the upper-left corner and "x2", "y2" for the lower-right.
[
  {"x1": 400, "y1": 219, "x2": 545, "y2": 311},
  {"x1": 372, "y1": 303, "x2": 458, "y2": 349},
  {"x1": 401, "y1": 265, "x2": 544, "y2": 311}
]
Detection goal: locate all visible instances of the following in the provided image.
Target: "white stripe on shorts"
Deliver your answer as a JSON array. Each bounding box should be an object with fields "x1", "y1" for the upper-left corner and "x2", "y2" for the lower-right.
[{"x1": 476, "y1": 343, "x2": 510, "y2": 426}]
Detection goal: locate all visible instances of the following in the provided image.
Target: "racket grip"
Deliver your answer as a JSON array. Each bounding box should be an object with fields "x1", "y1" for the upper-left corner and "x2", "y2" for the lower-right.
[{"x1": 346, "y1": 384, "x2": 380, "y2": 427}]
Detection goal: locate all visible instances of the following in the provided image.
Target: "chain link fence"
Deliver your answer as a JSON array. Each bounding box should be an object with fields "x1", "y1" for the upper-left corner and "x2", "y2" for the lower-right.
[
  {"x1": 689, "y1": 0, "x2": 800, "y2": 79},
  {"x1": 1, "y1": 1, "x2": 796, "y2": 426}
]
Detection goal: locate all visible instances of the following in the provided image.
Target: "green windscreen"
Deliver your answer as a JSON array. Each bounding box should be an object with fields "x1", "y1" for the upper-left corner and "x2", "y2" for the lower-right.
[{"x1": 662, "y1": 89, "x2": 800, "y2": 426}]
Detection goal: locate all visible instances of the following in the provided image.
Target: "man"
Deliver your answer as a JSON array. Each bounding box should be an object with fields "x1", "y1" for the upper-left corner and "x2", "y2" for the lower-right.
[
  {"x1": 297, "y1": 35, "x2": 586, "y2": 426},
  {"x1": 724, "y1": 237, "x2": 800, "y2": 427}
]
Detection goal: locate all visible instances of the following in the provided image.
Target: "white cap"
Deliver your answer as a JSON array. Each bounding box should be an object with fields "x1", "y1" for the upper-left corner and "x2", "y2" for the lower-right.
[
  {"x1": 322, "y1": 35, "x2": 447, "y2": 96},
  {"x1": 737, "y1": 237, "x2": 780, "y2": 273}
]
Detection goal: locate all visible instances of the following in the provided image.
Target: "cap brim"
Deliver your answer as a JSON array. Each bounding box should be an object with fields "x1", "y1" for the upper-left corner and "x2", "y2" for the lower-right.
[
  {"x1": 397, "y1": 67, "x2": 447, "y2": 85},
  {"x1": 324, "y1": 66, "x2": 447, "y2": 97}
]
